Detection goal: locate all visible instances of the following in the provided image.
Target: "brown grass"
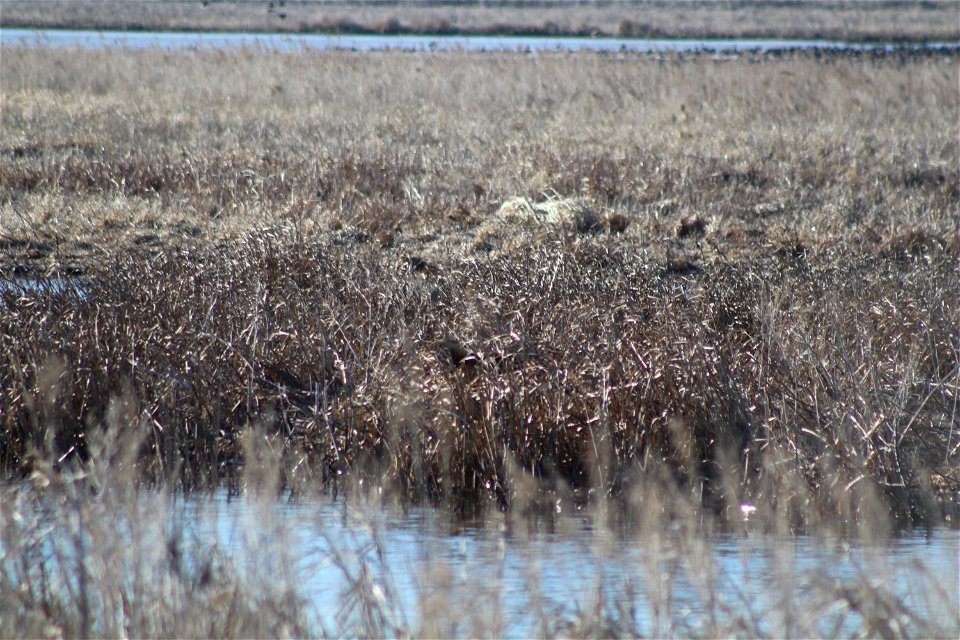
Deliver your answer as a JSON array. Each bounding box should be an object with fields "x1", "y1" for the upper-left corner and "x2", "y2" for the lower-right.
[{"x1": 1, "y1": 46, "x2": 958, "y2": 528}]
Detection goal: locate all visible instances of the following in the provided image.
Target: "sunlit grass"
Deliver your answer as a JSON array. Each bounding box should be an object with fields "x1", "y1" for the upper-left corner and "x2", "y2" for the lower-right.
[
  {"x1": 1, "y1": 46, "x2": 958, "y2": 524},
  {"x1": 2, "y1": 33, "x2": 958, "y2": 640}
]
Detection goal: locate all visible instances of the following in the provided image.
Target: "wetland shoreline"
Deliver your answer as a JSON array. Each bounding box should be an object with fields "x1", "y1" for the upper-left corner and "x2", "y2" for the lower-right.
[{"x1": 2, "y1": 0, "x2": 958, "y2": 43}]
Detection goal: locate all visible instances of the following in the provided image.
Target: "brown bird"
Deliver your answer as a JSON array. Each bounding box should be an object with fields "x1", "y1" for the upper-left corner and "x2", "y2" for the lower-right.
[
  {"x1": 436, "y1": 338, "x2": 484, "y2": 384},
  {"x1": 436, "y1": 338, "x2": 480, "y2": 367}
]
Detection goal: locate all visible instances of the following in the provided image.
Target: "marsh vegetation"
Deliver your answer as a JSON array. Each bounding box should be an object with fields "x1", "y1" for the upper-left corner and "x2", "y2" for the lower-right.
[{"x1": 1, "y1": 42, "x2": 958, "y2": 638}]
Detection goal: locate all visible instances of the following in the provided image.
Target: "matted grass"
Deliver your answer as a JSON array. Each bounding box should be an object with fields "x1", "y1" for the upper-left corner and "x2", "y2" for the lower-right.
[{"x1": 2, "y1": 47, "x2": 955, "y2": 270}]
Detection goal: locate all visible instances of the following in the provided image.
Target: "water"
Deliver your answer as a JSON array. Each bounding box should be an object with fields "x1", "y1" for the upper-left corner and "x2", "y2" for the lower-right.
[
  {"x1": 1, "y1": 28, "x2": 957, "y2": 53},
  {"x1": 180, "y1": 491, "x2": 959, "y2": 637},
  {"x1": 4, "y1": 484, "x2": 958, "y2": 636},
  {"x1": 0, "y1": 277, "x2": 87, "y2": 306}
]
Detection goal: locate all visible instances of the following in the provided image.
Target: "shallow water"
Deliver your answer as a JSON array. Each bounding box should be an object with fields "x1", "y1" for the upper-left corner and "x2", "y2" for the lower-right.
[
  {"x1": 5, "y1": 484, "x2": 958, "y2": 636},
  {"x1": 0, "y1": 277, "x2": 87, "y2": 306},
  {"x1": 2, "y1": 28, "x2": 957, "y2": 53},
  {"x1": 178, "y1": 491, "x2": 959, "y2": 637}
]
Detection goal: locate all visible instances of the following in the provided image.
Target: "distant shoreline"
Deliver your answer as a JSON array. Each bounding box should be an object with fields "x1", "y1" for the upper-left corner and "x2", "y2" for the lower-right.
[
  {"x1": 2, "y1": 0, "x2": 958, "y2": 44},
  {"x1": 5, "y1": 28, "x2": 957, "y2": 55}
]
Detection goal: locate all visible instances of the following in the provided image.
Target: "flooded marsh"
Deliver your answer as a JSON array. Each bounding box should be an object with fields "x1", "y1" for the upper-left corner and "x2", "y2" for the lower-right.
[{"x1": 1, "y1": 37, "x2": 958, "y2": 639}]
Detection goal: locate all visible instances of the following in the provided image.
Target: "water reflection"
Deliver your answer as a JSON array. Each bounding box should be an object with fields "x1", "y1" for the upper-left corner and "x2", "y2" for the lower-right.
[
  {"x1": 180, "y1": 491, "x2": 960, "y2": 637},
  {"x1": 0, "y1": 277, "x2": 87, "y2": 306}
]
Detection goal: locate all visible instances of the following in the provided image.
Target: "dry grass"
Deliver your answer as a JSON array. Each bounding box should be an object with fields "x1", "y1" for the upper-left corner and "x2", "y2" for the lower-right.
[
  {"x1": 1, "y1": 46, "x2": 958, "y2": 529},
  {"x1": 1, "y1": 0, "x2": 958, "y2": 42},
  {"x1": 3, "y1": 42, "x2": 959, "y2": 640},
  {"x1": 2, "y1": 47, "x2": 956, "y2": 268}
]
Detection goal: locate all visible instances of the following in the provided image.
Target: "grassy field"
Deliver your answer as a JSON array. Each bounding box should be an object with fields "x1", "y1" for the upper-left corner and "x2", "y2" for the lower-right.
[
  {"x1": 1, "y1": 0, "x2": 959, "y2": 42},
  {"x1": 1, "y1": 42, "x2": 958, "y2": 638},
  {"x1": 2, "y1": 44, "x2": 957, "y2": 525}
]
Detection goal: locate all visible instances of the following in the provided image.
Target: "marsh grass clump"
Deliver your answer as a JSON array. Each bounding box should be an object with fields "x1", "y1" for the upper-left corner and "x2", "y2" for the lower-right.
[
  {"x1": 2, "y1": 231, "x2": 957, "y2": 528},
  {"x1": 1, "y1": 47, "x2": 958, "y2": 524}
]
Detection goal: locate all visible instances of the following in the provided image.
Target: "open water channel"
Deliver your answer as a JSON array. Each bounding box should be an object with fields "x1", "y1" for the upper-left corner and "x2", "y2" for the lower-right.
[
  {"x1": 6, "y1": 485, "x2": 958, "y2": 637},
  {"x1": 190, "y1": 492, "x2": 959, "y2": 636},
  {"x1": 2, "y1": 28, "x2": 958, "y2": 53}
]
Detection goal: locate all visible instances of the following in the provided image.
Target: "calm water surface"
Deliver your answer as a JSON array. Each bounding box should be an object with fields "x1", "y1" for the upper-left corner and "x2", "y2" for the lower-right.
[
  {"x1": 177, "y1": 491, "x2": 959, "y2": 637},
  {"x1": 4, "y1": 485, "x2": 958, "y2": 636},
  {"x1": 2, "y1": 28, "x2": 957, "y2": 52}
]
